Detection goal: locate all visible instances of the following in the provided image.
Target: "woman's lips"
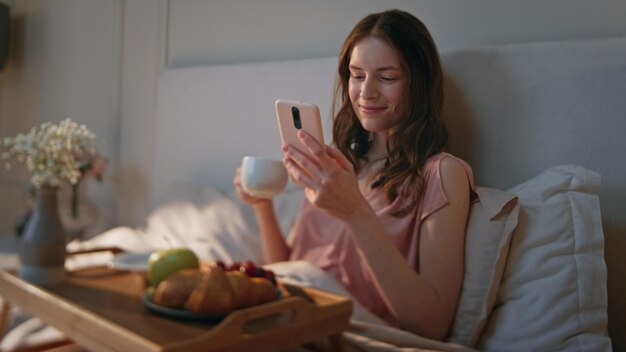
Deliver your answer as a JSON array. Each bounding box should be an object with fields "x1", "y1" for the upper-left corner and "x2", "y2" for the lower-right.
[{"x1": 359, "y1": 105, "x2": 386, "y2": 114}]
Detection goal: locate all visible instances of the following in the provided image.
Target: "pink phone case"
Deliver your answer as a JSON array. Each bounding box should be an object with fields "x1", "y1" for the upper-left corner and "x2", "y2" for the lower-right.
[{"x1": 275, "y1": 99, "x2": 324, "y2": 154}]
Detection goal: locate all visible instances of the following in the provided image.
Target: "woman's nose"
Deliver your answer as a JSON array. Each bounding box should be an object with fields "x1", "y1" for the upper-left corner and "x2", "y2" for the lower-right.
[{"x1": 360, "y1": 78, "x2": 379, "y2": 99}]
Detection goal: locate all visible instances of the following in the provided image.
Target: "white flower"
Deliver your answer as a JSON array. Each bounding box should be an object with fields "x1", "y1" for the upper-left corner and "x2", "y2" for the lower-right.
[{"x1": 1, "y1": 118, "x2": 98, "y2": 188}]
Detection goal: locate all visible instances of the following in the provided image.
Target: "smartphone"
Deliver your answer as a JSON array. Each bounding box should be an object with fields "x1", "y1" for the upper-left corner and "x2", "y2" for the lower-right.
[{"x1": 275, "y1": 99, "x2": 325, "y2": 154}]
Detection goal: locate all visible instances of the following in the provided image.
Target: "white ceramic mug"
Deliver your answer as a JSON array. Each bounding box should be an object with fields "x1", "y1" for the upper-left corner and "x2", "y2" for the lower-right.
[{"x1": 240, "y1": 156, "x2": 288, "y2": 198}]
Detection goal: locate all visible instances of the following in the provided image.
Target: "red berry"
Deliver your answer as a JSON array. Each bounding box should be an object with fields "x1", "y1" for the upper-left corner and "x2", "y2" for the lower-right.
[
  {"x1": 227, "y1": 262, "x2": 240, "y2": 271},
  {"x1": 240, "y1": 260, "x2": 258, "y2": 277}
]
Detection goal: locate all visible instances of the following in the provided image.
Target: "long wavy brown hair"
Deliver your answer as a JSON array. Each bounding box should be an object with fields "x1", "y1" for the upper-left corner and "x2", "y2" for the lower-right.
[{"x1": 332, "y1": 9, "x2": 448, "y2": 216}]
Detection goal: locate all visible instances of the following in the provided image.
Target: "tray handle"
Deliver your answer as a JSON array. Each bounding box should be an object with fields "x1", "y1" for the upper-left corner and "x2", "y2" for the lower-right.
[
  {"x1": 172, "y1": 296, "x2": 315, "y2": 350},
  {"x1": 221, "y1": 296, "x2": 313, "y2": 338}
]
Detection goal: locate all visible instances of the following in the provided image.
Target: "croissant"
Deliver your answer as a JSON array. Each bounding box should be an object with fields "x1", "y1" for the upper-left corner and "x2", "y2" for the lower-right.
[
  {"x1": 152, "y1": 268, "x2": 203, "y2": 308},
  {"x1": 152, "y1": 264, "x2": 276, "y2": 313}
]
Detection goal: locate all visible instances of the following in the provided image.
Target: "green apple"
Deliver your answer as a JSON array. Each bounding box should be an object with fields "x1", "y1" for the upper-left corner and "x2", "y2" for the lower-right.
[{"x1": 147, "y1": 248, "x2": 199, "y2": 287}]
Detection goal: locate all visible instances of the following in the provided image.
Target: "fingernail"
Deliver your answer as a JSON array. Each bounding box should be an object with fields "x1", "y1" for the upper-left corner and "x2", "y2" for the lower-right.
[{"x1": 298, "y1": 131, "x2": 305, "y2": 139}]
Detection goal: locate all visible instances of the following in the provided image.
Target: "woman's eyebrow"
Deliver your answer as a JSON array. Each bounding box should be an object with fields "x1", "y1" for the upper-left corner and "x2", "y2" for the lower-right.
[{"x1": 349, "y1": 64, "x2": 401, "y2": 72}]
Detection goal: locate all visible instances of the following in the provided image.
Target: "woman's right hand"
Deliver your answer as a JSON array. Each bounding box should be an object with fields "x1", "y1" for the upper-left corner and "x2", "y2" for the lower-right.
[
  {"x1": 233, "y1": 167, "x2": 289, "y2": 262},
  {"x1": 233, "y1": 167, "x2": 272, "y2": 206}
]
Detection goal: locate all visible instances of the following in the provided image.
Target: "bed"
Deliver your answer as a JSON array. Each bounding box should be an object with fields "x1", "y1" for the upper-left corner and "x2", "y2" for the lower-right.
[{"x1": 5, "y1": 36, "x2": 624, "y2": 351}]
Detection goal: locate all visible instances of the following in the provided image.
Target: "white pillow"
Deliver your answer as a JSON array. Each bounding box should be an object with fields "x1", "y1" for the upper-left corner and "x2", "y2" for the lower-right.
[
  {"x1": 477, "y1": 165, "x2": 612, "y2": 351},
  {"x1": 447, "y1": 186, "x2": 519, "y2": 347}
]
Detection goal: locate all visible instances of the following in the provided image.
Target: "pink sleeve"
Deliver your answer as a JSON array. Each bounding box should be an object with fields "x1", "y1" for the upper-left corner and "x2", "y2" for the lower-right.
[
  {"x1": 419, "y1": 154, "x2": 476, "y2": 222},
  {"x1": 419, "y1": 158, "x2": 448, "y2": 221}
]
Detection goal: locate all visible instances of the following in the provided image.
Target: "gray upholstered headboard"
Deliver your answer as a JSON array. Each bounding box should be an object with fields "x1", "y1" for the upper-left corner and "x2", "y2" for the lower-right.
[
  {"x1": 442, "y1": 37, "x2": 626, "y2": 346},
  {"x1": 152, "y1": 36, "x2": 626, "y2": 346}
]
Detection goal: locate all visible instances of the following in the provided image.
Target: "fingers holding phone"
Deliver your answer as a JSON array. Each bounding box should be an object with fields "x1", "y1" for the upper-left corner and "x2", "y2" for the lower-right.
[
  {"x1": 282, "y1": 130, "x2": 352, "y2": 188},
  {"x1": 281, "y1": 135, "x2": 325, "y2": 190},
  {"x1": 282, "y1": 131, "x2": 364, "y2": 219}
]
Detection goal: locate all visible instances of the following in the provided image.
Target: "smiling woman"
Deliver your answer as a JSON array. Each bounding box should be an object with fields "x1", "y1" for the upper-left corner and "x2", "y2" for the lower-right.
[{"x1": 232, "y1": 9, "x2": 474, "y2": 341}]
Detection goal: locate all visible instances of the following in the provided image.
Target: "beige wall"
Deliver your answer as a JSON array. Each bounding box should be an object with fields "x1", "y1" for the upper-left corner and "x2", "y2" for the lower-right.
[
  {"x1": 167, "y1": 0, "x2": 626, "y2": 67},
  {"x1": 0, "y1": 0, "x2": 122, "y2": 236},
  {"x1": 1, "y1": 0, "x2": 626, "y2": 232}
]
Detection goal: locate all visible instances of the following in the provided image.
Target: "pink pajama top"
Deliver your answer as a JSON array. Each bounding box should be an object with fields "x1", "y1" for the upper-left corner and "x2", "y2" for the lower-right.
[{"x1": 288, "y1": 152, "x2": 475, "y2": 326}]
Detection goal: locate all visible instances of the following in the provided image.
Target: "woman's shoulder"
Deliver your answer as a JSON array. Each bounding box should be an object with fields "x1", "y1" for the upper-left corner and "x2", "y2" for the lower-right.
[
  {"x1": 422, "y1": 152, "x2": 475, "y2": 192},
  {"x1": 424, "y1": 152, "x2": 471, "y2": 174},
  {"x1": 416, "y1": 153, "x2": 475, "y2": 220}
]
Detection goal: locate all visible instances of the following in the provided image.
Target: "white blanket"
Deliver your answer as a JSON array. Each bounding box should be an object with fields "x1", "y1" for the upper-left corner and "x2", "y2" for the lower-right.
[{"x1": 266, "y1": 260, "x2": 473, "y2": 352}]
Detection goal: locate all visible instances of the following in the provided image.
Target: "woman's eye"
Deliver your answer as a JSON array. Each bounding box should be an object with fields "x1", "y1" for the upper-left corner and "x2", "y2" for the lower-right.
[
  {"x1": 350, "y1": 73, "x2": 365, "y2": 80},
  {"x1": 381, "y1": 77, "x2": 398, "y2": 82}
]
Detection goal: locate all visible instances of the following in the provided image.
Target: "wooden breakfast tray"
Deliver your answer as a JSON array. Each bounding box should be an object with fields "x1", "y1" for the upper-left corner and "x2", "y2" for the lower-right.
[{"x1": 0, "y1": 265, "x2": 352, "y2": 352}]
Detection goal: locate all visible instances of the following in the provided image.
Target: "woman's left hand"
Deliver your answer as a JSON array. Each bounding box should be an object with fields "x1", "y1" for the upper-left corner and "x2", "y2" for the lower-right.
[{"x1": 282, "y1": 131, "x2": 366, "y2": 220}]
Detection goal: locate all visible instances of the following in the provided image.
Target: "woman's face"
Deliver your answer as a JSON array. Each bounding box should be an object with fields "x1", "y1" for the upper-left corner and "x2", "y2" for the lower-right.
[{"x1": 348, "y1": 36, "x2": 408, "y2": 134}]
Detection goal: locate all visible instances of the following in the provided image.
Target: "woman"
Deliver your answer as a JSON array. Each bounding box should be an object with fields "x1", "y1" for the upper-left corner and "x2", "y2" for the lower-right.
[{"x1": 234, "y1": 9, "x2": 474, "y2": 340}]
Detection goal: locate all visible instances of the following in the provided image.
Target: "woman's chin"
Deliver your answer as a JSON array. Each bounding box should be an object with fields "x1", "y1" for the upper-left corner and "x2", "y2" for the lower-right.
[{"x1": 358, "y1": 119, "x2": 391, "y2": 133}]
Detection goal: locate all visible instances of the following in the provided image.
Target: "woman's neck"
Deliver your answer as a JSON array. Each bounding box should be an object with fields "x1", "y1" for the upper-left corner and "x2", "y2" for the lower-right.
[
  {"x1": 367, "y1": 132, "x2": 389, "y2": 160},
  {"x1": 358, "y1": 132, "x2": 388, "y2": 189}
]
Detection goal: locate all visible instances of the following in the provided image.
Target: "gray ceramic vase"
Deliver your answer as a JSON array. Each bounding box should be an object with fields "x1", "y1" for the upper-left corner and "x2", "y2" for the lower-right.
[{"x1": 18, "y1": 186, "x2": 67, "y2": 285}]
